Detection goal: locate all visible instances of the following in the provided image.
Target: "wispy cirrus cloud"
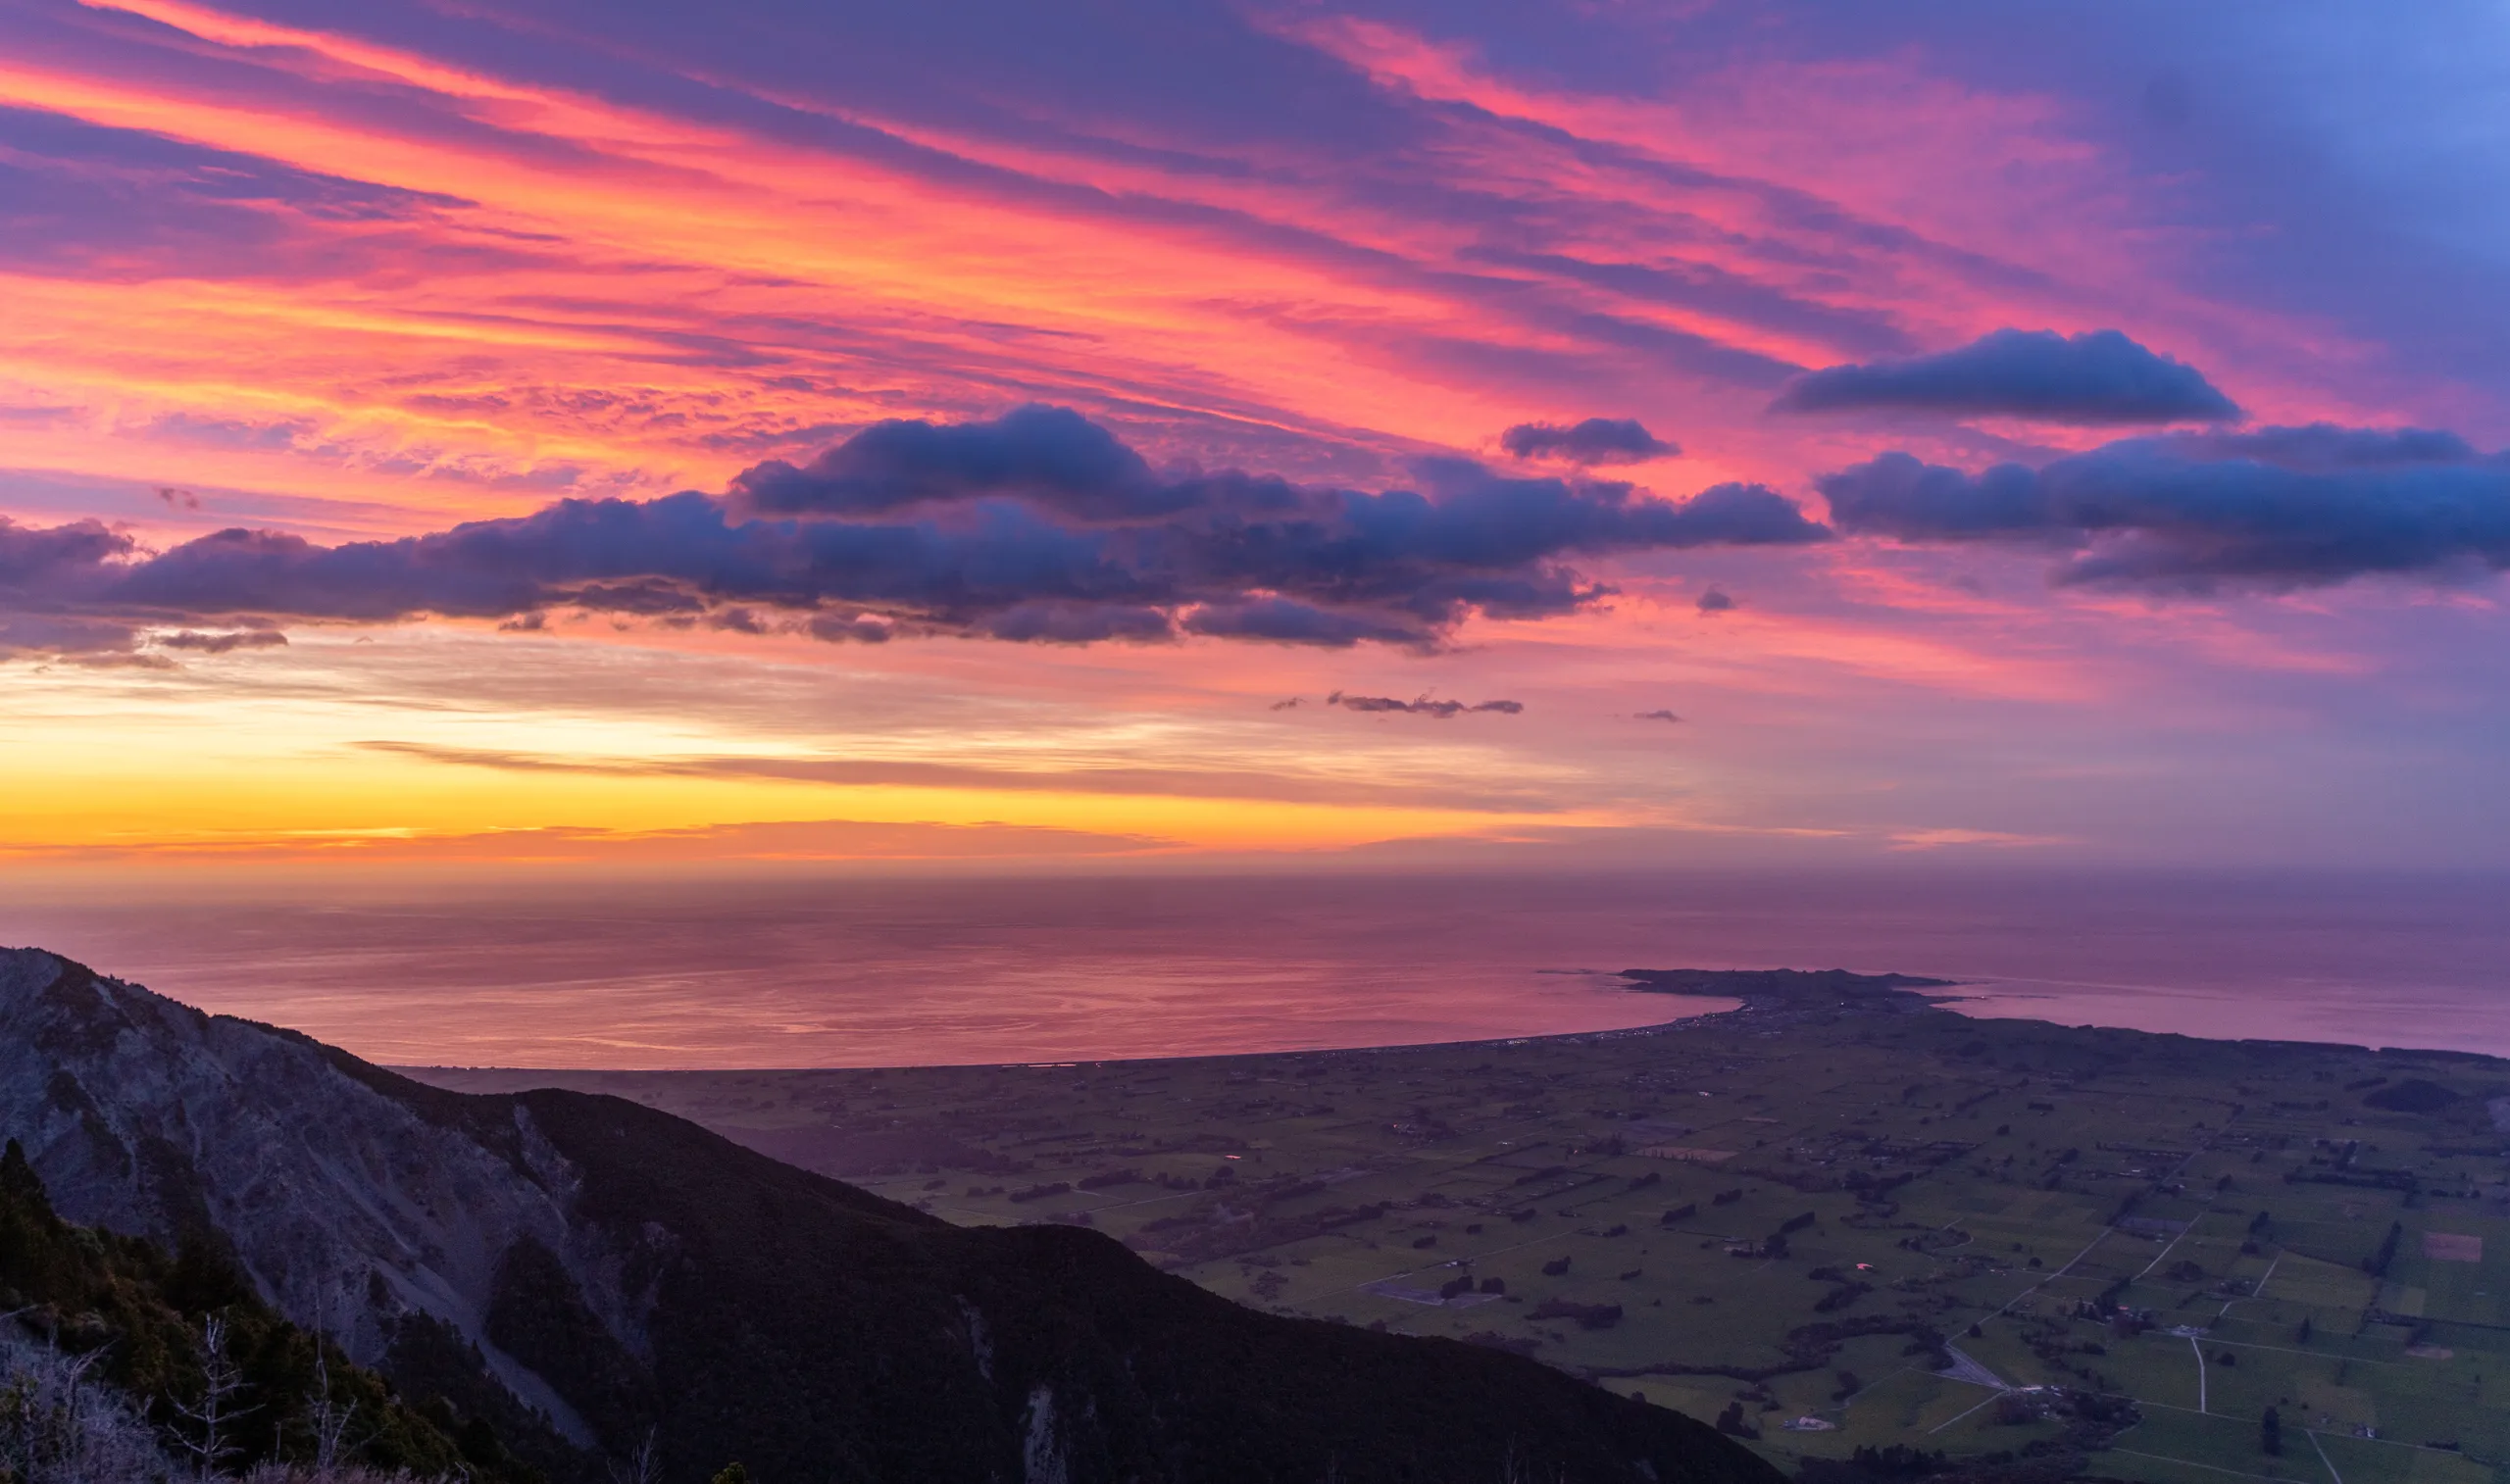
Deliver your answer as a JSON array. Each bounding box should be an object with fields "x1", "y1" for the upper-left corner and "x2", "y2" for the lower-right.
[
  {"x1": 0, "y1": 816, "x2": 1175, "y2": 865},
  {"x1": 3, "y1": 0, "x2": 2508, "y2": 871},
  {"x1": 352, "y1": 738, "x2": 1565, "y2": 813}
]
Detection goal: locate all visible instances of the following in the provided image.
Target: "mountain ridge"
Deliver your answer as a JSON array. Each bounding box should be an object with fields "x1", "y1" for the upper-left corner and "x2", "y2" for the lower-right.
[{"x1": 0, "y1": 946, "x2": 1779, "y2": 1484}]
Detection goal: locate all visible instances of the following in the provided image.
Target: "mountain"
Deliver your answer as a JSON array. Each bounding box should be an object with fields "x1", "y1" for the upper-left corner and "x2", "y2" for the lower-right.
[
  {"x1": 0, "y1": 948, "x2": 1780, "y2": 1484},
  {"x1": 0, "y1": 1136, "x2": 524, "y2": 1480}
]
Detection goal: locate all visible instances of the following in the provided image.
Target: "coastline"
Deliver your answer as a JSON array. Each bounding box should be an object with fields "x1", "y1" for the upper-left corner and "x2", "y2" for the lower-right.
[
  {"x1": 25, "y1": 867, "x2": 2510, "y2": 1067},
  {"x1": 396, "y1": 964, "x2": 2509, "y2": 1083},
  {"x1": 396, "y1": 963, "x2": 2510, "y2": 1483}
]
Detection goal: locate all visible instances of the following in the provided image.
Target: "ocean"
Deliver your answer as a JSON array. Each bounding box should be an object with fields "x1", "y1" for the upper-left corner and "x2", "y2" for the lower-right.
[{"x1": 4, "y1": 869, "x2": 2502, "y2": 1068}]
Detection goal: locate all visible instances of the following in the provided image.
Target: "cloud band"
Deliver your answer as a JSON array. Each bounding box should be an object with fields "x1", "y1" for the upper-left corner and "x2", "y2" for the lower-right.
[{"x1": 0, "y1": 407, "x2": 1829, "y2": 658}]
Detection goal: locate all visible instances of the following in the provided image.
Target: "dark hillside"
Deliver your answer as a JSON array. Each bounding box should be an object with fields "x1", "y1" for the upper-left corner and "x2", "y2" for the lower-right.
[{"x1": 506, "y1": 1087, "x2": 1782, "y2": 1484}]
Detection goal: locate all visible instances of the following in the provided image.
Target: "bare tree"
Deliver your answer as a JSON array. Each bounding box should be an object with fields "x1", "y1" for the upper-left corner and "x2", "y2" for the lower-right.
[
  {"x1": 168, "y1": 1311, "x2": 259, "y2": 1477},
  {"x1": 299, "y1": 1286, "x2": 366, "y2": 1471},
  {"x1": 608, "y1": 1426, "x2": 661, "y2": 1484},
  {"x1": 302, "y1": 1343, "x2": 357, "y2": 1471},
  {"x1": 0, "y1": 1326, "x2": 187, "y2": 1481}
]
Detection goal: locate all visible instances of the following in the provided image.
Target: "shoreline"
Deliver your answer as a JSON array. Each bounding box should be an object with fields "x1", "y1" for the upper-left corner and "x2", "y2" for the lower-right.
[
  {"x1": 392, "y1": 965, "x2": 2510, "y2": 1081},
  {"x1": 26, "y1": 866, "x2": 2509, "y2": 1069},
  {"x1": 384, "y1": 960, "x2": 2510, "y2": 1480}
]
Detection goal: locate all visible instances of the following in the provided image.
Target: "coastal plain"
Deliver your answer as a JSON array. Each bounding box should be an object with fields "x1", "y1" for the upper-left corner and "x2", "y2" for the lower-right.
[{"x1": 415, "y1": 971, "x2": 2510, "y2": 1484}]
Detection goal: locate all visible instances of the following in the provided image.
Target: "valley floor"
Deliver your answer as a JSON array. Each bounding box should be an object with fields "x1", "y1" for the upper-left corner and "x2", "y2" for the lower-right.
[{"x1": 409, "y1": 974, "x2": 2510, "y2": 1484}]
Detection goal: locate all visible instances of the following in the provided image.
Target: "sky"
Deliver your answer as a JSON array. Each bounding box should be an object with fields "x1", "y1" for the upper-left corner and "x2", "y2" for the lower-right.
[{"x1": 4, "y1": 0, "x2": 2509, "y2": 875}]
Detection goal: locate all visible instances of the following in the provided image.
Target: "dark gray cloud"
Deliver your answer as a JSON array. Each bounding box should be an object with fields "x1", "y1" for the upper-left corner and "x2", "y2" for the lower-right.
[
  {"x1": 976, "y1": 600, "x2": 1176, "y2": 644},
  {"x1": 2162, "y1": 422, "x2": 2482, "y2": 470},
  {"x1": 0, "y1": 517, "x2": 131, "y2": 584},
  {"x1": 1634, "y1": 709, "x2": 1682, "y2": 723},
  {"x1": 1499, "y1": 418, "x2": 1679, "y2": 466},
  {"x1": 1819, "y1": 429, "x2": 2510, "y2": 588},
  {"x1": 153, "y1": 629, "x2": 287, "y2": 653},
  {"x1": 1773, "y1": 328, "x2": 2241, "y2": 424},
  {"x1": 1326, "y1": 691, "x2": 1523, "y2": 717},
  {"x1": 1182, "y1": 598, "x2": 1428, "y2": 647},
  {"x1": 732, "y1": 404, "x2": 1171, "y2": 520},
  {"x1": 0, "y1": 407, "x2": 1829, "y2": 657},
  {"x1": 1694, "y1": 587, "x2": 1736, "y2": 614},
  {"x1": 565, "y1": 579, "x2": 710, "y2": 616},
  {"x1": 807, "y1": 613, "x2": 895, "y2": 644}
]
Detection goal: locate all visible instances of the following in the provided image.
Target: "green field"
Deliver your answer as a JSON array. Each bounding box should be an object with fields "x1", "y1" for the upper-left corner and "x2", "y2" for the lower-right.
[{"x1": 415, "y1": 971, "x2": 2510, "y2": 1483}]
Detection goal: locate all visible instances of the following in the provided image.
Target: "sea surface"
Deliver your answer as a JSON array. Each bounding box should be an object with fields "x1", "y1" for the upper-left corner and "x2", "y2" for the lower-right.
[{"x1": 4, "y1": 870, "x2": 2503, "y2": 1068}]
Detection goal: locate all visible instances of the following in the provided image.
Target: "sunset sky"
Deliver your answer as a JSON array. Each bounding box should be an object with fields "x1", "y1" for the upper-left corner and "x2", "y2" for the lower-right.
[{"x1": 5, "y1": 0, "x2": 2508, "y2": 873}]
